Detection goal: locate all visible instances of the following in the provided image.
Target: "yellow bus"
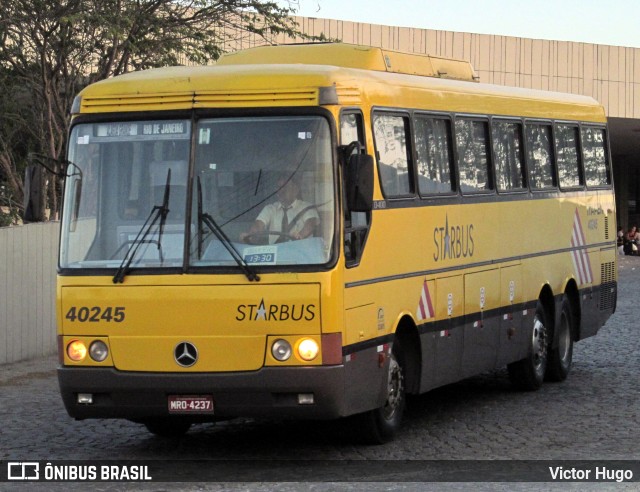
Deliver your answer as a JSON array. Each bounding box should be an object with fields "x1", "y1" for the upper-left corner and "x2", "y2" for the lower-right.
[{"x1": 56, "y1": 43, "x2": 617, "y2": 443}]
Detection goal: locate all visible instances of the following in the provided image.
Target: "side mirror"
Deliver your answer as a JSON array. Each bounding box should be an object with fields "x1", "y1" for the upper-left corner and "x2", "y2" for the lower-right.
[
  {"x1": 22, "y1": 165, "x2": 45, "y2": 222},
  {"x1": 345, "y1": 154, "x2": 374, "y2": 212}
]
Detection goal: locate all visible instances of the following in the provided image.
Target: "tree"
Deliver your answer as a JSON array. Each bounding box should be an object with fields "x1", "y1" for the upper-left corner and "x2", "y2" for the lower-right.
[
  {"x1": 0, "y1": 64, "x2": 40, "y2": 225},
  {"x1": 0, "y1": 0, "x2": 323, "y2": 221}
]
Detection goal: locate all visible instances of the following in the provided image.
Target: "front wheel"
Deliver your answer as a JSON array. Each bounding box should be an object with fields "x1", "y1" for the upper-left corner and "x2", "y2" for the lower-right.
[
  {"x1": 508, "y1": 300, "x2": 548, "y2": 390},
  {"x1": 545, "y1": 296, "x2": 574, "y2": 382},
  {"x1": 353, "y1": 339, "x2": 406, "y2": 444}
]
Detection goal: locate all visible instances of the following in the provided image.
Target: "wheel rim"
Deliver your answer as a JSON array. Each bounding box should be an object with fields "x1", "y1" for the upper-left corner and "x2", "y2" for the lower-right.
[
  {"x1": 532, "y1": 315, "x2": 547, "y2": 371},
  {"x1": 383, "y1": 353, "x2": 404, "y2": 420}
]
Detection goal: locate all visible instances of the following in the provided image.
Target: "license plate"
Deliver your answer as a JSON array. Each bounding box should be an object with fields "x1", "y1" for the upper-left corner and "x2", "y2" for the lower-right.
[{"x1": 168, "y1": 395, "x2": 214, "y2": 414}]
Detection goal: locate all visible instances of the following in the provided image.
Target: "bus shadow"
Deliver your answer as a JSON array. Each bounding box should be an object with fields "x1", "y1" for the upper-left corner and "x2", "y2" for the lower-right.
[
  {"x1": 128, "y1": 369, "x2": 519, "y2": 456},
  {"x1": 404, "y1": 368, "x2": 515, "y2": 420}
]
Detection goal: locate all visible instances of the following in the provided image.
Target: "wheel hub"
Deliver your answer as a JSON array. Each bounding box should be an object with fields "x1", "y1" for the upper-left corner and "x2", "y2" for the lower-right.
[
  {"x1": 532, "y1": 316, "x2": 547, "y2": 370},
  {"x1": 383, "y1": 355, "x2": 403, "y2": 420}
]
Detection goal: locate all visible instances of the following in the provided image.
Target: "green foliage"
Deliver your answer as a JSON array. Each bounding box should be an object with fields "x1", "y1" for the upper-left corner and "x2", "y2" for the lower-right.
[{"x1": 0, "y1": 187, "x2": 21, "y2": 227}]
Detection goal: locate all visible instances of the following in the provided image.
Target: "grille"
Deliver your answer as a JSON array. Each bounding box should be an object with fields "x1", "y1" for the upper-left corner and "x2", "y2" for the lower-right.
[
  {"x1": 599, "y1": 261, "x2": 616, "y2": 311},
  {"x1": 81, "y1": 92, "x2": 195, "y2": 112},
  {"x1": 604, "y1": 216, "x2": 610, "y2": 240},
  {"x1": 601, "y1": 261, "x2": 615, "y2": 283}
]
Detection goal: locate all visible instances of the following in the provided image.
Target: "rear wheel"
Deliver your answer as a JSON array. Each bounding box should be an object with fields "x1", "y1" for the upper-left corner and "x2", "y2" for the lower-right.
[
  {"x1": 546, "y1": 296, "x2": 574, "y2": 382},
  {"x1": 508, "y1": 300, "x2": 548, "y2": 390},
  {"x1": 143, "y1": 418, "x2": 192, "y2": 437},
  {"x1": 354, "y1": 339, "x2": 406, "y2": 444}
]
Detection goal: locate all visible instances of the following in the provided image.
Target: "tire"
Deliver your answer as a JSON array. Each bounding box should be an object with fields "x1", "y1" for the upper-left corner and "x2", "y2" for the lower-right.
[
  {"x1": 354, "y1": 339, "x2": 406, "y2": 444},
  {"x1": 508, "y1": 300, "x2": 548, "y2": 391},
  {"x1": 545, "y1": 296, "x2": 574, "y2": 382},
  {"x1": 143, "y1": 418, "x2": 192, "y2": 437}
]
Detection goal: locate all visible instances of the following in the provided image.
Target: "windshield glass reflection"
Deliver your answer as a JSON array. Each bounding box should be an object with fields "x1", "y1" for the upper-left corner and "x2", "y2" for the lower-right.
[
  {"x1": 59, "y1": 115, "x2": 336, "y2": 272},
  {"x1": 191, "y1": 116, "x2": 335, "y2": 267}
]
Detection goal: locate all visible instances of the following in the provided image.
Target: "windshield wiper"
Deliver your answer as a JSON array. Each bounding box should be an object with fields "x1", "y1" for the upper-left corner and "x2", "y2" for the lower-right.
[
  {"x1": 156, "y1": 168, "x2": 171, "y2": 250},
  {"x1": 197, "y1": 177, "x2": 260, "y2": 282},
  {"x1": 112, "y1": 169, "x2": 171, "y2": 284}
]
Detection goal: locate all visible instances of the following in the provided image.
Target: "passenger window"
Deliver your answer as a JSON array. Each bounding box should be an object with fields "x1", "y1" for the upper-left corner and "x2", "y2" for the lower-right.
[
  {"x1": 373, "y1": 113, "x2": 412, "y2": 197},
  {"x1": 582, "y1": 127, "x2": 610, "y2": 187},
  {"x1": 555, "y1": 124, "x2": 582, "y2": 188},
  {"x1": 455, "y1": 118, "x2": 492, "y2": 192},
  {"x1": 414, "y1": 117, "x2": 455, "y2": 194},
  {"x1": 492, "y1": 121, "x2": 525, "y2": 191},
  {"x1": 526, "y1": 123, "x2": 555, "y2": 189}
]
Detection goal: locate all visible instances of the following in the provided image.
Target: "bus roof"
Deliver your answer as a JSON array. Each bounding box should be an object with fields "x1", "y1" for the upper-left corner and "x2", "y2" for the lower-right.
[
  {"x1": 75, "y1": 43, "x2": 606, "y2": 123},
  {"x1": 217, "y1": 43, "x2": 479, "y2": 82}
]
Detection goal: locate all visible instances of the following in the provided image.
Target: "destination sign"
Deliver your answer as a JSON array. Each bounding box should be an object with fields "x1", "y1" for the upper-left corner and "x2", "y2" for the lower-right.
[
  {"x1": 93, "y1": 120, "x2": 189, "y2": 140},
  {"x1": 96, "y1": 123, "x2": 138, "y2": 137},
  {"x1": 142, "y1": 122, "x2": 187, "y2": 135}
]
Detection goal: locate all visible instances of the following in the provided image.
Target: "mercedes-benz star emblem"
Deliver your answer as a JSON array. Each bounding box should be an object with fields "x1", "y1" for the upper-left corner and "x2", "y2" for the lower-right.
[{"x1": 174, "y1": 342, "x2": 198, "y2": 367}]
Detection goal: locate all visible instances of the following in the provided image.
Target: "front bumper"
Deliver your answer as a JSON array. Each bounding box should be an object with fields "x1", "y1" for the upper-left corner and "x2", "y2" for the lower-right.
[{"x1": 58, "y1": 365, "x2": 346, "y2": 421}]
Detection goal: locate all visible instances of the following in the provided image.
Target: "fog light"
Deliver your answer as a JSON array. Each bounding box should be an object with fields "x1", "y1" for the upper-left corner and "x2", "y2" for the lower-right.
[
  {"x1": 67, "y1": 340, "x2": 87, "y2": 361},
  {"x1": 272, "y1": 339, "x2": 292, "y2": 361},
  {"x1": 77, "y1": 393, "x2": 93, "y2": 404},
  {"x1": 297, "y1": 338, "x2": 319, "y2": 361},
  {"x1": 298, "y1": 393, "x2": 314, "y2": 405},
  {"x1": 89, "y1": 340, "x2": 109, "y2": 362}
]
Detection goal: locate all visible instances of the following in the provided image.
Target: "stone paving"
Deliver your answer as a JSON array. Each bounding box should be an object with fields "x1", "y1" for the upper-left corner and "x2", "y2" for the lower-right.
[{"x1": 1, "y1": 255, "x2": 639, "y2": 490}]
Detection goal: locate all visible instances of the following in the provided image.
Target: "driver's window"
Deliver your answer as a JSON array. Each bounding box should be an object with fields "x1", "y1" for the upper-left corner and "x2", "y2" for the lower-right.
[
  {"x1": 191, "y1": 116, "x2": 334, "y2": 267},
  {"x1": 341, "y1": 110, "x2": 371, "y2": 266}
]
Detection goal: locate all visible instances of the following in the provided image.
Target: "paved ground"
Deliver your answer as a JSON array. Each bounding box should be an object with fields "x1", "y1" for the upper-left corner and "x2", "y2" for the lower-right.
[{"x1": 1, "y1": 255, "x2": 639, "y2": 490}]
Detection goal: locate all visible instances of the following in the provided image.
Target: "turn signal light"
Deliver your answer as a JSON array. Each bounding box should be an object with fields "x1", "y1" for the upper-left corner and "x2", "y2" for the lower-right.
[{"x1": 67, "y1": 340, "x2": 87, "y2": 361}]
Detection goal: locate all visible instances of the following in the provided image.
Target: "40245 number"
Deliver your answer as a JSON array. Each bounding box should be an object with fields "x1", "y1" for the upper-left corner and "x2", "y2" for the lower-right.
[{"x1": 65, "y1": 306, "x2": 126, "y2": 323}]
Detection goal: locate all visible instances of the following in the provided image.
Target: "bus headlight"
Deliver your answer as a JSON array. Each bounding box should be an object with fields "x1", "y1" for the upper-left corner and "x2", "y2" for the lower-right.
[
  {"x1": 297, "y1": 338, "x2": 319, "y2": 361},
  {"x1": 271, "y1": 339, "x2": 292, "y2": 361},
  {"x1": 89, "y1": 340, "x2": 109, "y2": 362},
  {"x1": 67, "y1": 340, "x2": 87, "y2": 361}
]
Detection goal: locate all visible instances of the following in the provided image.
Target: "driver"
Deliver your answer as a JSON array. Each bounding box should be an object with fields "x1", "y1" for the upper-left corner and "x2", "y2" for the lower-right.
[{"x1": 240, "y1": 175, "x2": 319, "y2": 244}]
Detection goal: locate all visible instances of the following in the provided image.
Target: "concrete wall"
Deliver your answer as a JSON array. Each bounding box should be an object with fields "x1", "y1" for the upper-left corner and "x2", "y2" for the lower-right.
[{"x1": 0, "y1": 222, "x2": 58, "y2": 364}]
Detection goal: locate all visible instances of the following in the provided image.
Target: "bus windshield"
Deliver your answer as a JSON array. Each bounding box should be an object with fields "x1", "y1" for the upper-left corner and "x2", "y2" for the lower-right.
[{"x1": 60, "y1": 115, "x2": 335, "y2": 272}]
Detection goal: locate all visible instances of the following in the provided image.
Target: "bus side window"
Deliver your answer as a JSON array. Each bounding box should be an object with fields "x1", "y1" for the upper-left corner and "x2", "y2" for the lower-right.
[
  {"x1": 582, "y1": 126, "x2": 611, "y2": 187},
  {"x1": 373, "y1": 113, "x2": 413, "y2": 197},
  {"x1": 455, "y1": 118, "x2": 493, "y2": 193},
  {"x1": 414, "y1": 116, "x2": 455, "y2": 195},
  {"x1": 555, "y1": 124, "x2": 583, "y2": 189},
  {"x1": 341, "y1": 110, "x2": 370, "y2": 266},
  {"x1": 526, "y1": 123, "x2": 556, "y2": 190},
  {"x1": 492, "y1": 120, "x2": 526, "y2": 191}
]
